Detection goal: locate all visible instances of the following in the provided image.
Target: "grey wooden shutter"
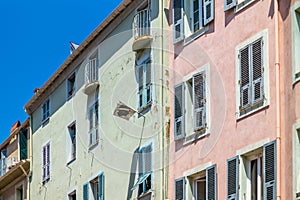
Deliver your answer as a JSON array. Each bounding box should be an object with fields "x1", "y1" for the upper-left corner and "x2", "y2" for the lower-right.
[
  {"x1": 203, "y1": 0, "x2": 214, "y2": 26},
  {"x1": 98, "y1": 173, "x2": 104, "y2": 200},
  {"x1": 175, "y1": 177, "x2": 185, "y2": 200},
  {"x1": 227, "y1": 156, "x2": 239, "y2": 200},
  {"x1": 174, "y1": 83, "x2": 185, "y2": 140},
  {"x1": 193, "y1": 73, "x2": 206, "y2": 131},
  {"x1": 224, "y1": 0, "x2": 236, "y2": 11},
  {"x1": 83, "y1": 183, "x2": 89, "y2": 200},
  {"x1": 263, "y1": 141, "x2": 276, "y2": 200},
  {"x1": 46, "y1": 143, "x2": 50, "y2": 179},
  {"x1": 42, "y1": 146, "x2": 46, "y2": 180},
  {"x1": 206, "y1": 164, "x2": 216, "y2": 200},
  {"x1": 251, "y1": 38, "x2": 264, "y2": 104},
  {"x1": 144, "y1": 144, "x2": 152, "y2": 174},
  {"x1": 173, "y1": 0, "x2": 184, "y2": 43},
  {"x1": 146, "y1": 60, "x2": 152, "y2": 104},
  {"x1": 240, "y1": 46, "x2": 251, "y2": 109}
]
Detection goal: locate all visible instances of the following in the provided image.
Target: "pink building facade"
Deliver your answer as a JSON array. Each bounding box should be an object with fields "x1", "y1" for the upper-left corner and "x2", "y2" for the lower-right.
[{"x1": 168, "y1": 0, "x2": 299, "y2": 199}]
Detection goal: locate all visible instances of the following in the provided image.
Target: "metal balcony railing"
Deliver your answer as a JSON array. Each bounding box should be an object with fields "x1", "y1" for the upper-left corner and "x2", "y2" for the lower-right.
[{"x1": 133, "y1": 9, "x2": 150, "y2": 39}]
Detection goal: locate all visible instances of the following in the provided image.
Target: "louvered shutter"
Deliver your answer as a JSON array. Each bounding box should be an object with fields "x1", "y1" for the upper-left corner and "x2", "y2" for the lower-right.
[
  {"x1": 98, "y1": 173, "x2": 104, "y2": 200},
  {"x1": 19, "y1": 130, "x2": 28, "y2": 160},
  {"x1": 240, "y1": 46, "x2": 251, "y2": 109},
  {"x1": 138, "y1": 65, "x2": 144, "y2": 108},
  {"x1": 46, "y1": 143, "x2": 50, "y2": 179},
  {"x1": 146, "y1": 60, "x2": 152, "y2": 104},
  {"x1": 193, "y1": 73, "x2": 206, "y2": 130},
  {"x1": 42, "y1": 146, "x2": 46, "y2": 180},
  {"x1": 174, "y1": 83, "x2": 185, "y2": 140},
  {"x1": 203, "y1": 0, "x2": 214, "y2": 26},
  {"x1": 83, "y1": 183, "x2": 89, "y2": 200},
  {"x1": 175, "y1": 177, "x2": 185, "y2": 200},
  {"x1": 251, "y1": 38, "x2": 264, "y2": 104},
  {"x1": 263, "y1": 141, "x2": 276, "y2": 200},
  {"x1": 206, "y1": 165, "x2": 216, "y2": 200},
  {"x1": 224, "y1": 0, "x2": 236, "y2": 11},
  {"x1": 227, "y1": 156, "x2": 239, "y2": 200},
  {"x1": 173, "y1": 0, "x2": 184, "y2": 43},
  {"x1": 144, "y1": 144, "x2": 152, "y2": 174}
]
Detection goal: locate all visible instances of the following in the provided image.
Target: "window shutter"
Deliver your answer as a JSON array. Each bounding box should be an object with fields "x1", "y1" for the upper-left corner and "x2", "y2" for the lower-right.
[
  {"x1": 193, "y1": 73, "x2": 206, "y2": 130},
  {"x1": 175, "y1": 177, "x2": 185, "y2": 200},
  {"x1": 174, "y1": 83, "x2": 185, "y2": 140},
  {"x1": 83, "y1": 183, "x2": 89, "y2": 200},
  {"x1": 206, "y1": 164, "x2": 216, "y2": 200},
  {"x1": 224, "y1": 0, "x2": 236, "y2": 11},
  {"x1": 46, "y1": 143, "x2": 50, "y2": 179},
  {"x1": 138, "y1": 65, "x2": 144, "y2": 108},
  {"x1": 251, "y1": 38, "x2": 264, "y2": 104},
  {"x1": 173, "y1": 0, "x2": 184, "y2": 43},
  {"x1": 144, "y1": 144, "x2": 152, "y2": 174},
  {"x1": 19, "y1": 130, "x2": 28, "y2": 160},
  {"x1": 203, "y1": 0, "x2": 214, "y2": 26},
  {"x1": 42, "y1": 146, "x2": 46, "y2": 180},
  {"x1": 240, "y1": 46, "x2": 251, "y2": 109},
  {"x1": 227, "y1": 156, "x2": 239, "y2": 200},
  {"x1": 263, "y1": 141, "x2": 276, "y2": 200},
  {"x1": 98, "y1": 173, "x2": 104, "y2": 200},
  {"x1": 145, "y1": 60, "x2": 152, "y2": 104}
]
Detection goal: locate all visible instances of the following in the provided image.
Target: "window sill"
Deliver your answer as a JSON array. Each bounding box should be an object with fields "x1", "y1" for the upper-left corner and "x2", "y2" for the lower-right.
[
  {"x1": 292, "y1": 74, "x2": 300, "y2": 86},
  {"x1": 183, "y1": 129, "x2": 209, "y2": 145},
  {"x1": 138, "y1": 102, "x2": 152, "y2": 114},
  {"x1": 138, "y1": 190, "x2": 152, "y2": 199},
  {"x1": 41, "y1": 118, "x2": 50, "y2": 127},
  {"x1": 88, "y1": 141, "x2": 99, "y2": 151},
  {"x1": 235, "y1": 0, "x2": 256, "y2": 13},
  {"x1": 183, "y1": 26, "x2": 209, "y2": 46},
  {"x1": 67, "y1": 93, "x2": 75, "y2": 101},
  {"x1": 236, "y1": 102, "x2": 269, "y2": 121},
  {"x1": 67, "y1": 158, "x2": 76, "y2": 166}
]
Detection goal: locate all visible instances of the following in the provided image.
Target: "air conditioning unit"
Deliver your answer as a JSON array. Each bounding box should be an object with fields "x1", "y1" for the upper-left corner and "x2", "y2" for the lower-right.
[{"x1": 7, "y1": 157, "x2": 18, "y2": 169}]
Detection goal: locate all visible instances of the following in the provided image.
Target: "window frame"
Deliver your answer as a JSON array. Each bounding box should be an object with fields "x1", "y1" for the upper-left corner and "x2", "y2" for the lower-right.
[
  {"x1": 235, "y1": 30, "x2": 269, "y2": 119},
  {"x1": 15, "y1": 182, "x2": 25, "y2": 200},
  {"x1": 292, "y1": 2, "x2": 300, "y2": 84},
  {"x1": 42, "y1": 142, "x2": 50, "y2": 184},
  {"x1": 67, "y1": 121, "x2": 76, "y2": 164},
  {"x1": 41, "y1": 98, "x2": 50, "y2": 124},
  {"x1": 88, "y1": 99, "x2": 100, "y2": 149},
  {"x1": 67, "y1": 71, "x2": 76, "y2": 100},
  {"x1": 0, "y1": 148, "x2": 7, "y2": 176}
]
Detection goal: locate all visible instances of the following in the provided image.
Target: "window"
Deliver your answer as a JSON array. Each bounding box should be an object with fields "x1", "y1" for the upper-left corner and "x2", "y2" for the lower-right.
[
  {"x1": 236, "y1": 31, "x2": 268, "y2": 118},
  {"x1": 174, "y1": 70, "x2": 209, "y2": 141},
  {"x1": 0, "y1": 149, "x2": 7, "y2": 176},
  {"x1": 172, "y1": 0, "x2": 214, "y2": 43},
  {"x1": 83, "y1": 173, "x2": 104, "y2": 200},
  {"x1": 292, "y1": 5, "x2": 300, "y2": 82},
  {"x1": 42, "y1": 143, "x2": 50, "y2": 184},
  {"x1": 131, "y1": 143, "x2": 152, "y2": 196},
  {"x1": 67, "y1": 72, "x2": 76, "y2": 99},
  {"x1": 88, "y1": 101, "x2": 99, "y2": 147},
  {"x1": 137, "y1": 51, "x2": 152, "y2": 111},
  {"x1": 67, "y1": 122, "x2": 76, "y2": 163},
  {"x1": 175, "y1": 165, "x2": 216, "y2": 200},
  {"x1": 227, "y1": 141, "x2": 276, "y2": 200},
  {"x1": 42, "y1": 99, "x2": 50, "y2": 122},
  {"x1": 16, "y1": 185, "x2": 24, "y2": 200},
  {"x1": 85, "y1": 56, "x2": 98, "y2": 84},
  {"x1": 68, "y1": 191, "x2": 76, "y2": 200},
  {"x1": 224, "y1": 0, "x2": 255, "y2": 12}
]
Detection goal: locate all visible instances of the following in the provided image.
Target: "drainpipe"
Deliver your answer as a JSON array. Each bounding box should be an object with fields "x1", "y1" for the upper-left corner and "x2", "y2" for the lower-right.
[
  {"x1": 28, "y1": 116, "x2": 33, "y2": 200},
  {"x1": 274, "y1": 0, "x2": 281, "y2": 199}
]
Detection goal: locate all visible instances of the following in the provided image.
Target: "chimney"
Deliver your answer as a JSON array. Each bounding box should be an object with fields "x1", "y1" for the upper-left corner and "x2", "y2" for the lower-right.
[
  {"x1": 10, "y1": 120, "x2": 21, "y2": 134},
  {"x1": 34, "y1": 88, "x2": 40, "y2": 94}
]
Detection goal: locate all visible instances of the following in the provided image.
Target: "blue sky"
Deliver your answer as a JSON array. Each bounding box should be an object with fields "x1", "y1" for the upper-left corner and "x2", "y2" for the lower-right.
[{"x1": 0, "y1": 0, "x2": 122, "y2": 143}]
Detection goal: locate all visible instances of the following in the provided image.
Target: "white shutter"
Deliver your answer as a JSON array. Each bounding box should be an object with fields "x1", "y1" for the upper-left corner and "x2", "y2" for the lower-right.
[
  {"x1": 145, "y1": 60, "x2": 152, "y2": 104},
  {"x1": 173, "y1": 0, "x2": 184, "y2": 43},
  {"x1": 193, "y1": 73, "x2": 206, "y2": 131},
  {"x1": 174, "y1": 83, "x2": 185, "y2": 140},
  {"x1": 240, "y1": 46, "x2": 251, "y2": 109},
  {"x1": 138, "y1": 65, "x2": 144, "y2": 108},
  {"x1": 224, "y1": 0, "x2": 237, "y2": 11},
  {"x1": 203, "y1": 0, "x2": 214, "y2": 26},
  {"x1": 251, "y1": 38, "x2": 264, "y2": 104}
]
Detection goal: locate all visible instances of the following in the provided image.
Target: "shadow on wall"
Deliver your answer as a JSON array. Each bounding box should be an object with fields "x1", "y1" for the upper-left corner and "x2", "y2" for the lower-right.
[
  {"x1": 126, "y1": 148, "x2": 139, "y2": 200},
  {"x1": 268, "y1": 0, "x2": 291, "y2": 21}
]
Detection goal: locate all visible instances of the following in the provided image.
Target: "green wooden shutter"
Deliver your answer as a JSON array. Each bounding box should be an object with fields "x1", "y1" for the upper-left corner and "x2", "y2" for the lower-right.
[
  {"x1": 83, "y1": 183, "x2": 89, "y2": 200},
  {"x1": 193, "y1": 73, "x2": 206, "y2": 130},
  {"x1": 174, "y1": 83, "x2": 185, "y2": 140},
  {"x1": 227, "y1": 156, "x2": 239, "y2": 200},
  {"x1": 175, "y1": 177, "x2": 185, "y2": 200},
  {"x1": 263, "y1": 141, "x2": 276, "y2": 200},
  {"x1": 206, "y1": 164, "x2": 216, "y2": 200},
  {"x1": 19, "y1": 130, "x2": 28, "y2": 160},
  {"x1": 251, "y1": 38, "x2": 264, "y2": 104},
  {"x1": 203, "y1": 0, "x2": 214, "y2": 25},
  {"x1": 98, "y1": 173, "x2": 104, "y2": 200},
  {"x1": 240, "y1": 45, "x2": 251, "y2": 109},
  {"x1": 173, "y1": 0, "x2": 184, "y2": 43},
  {"x1": 224, "y1": 0, "x2": 236, "y2": 11}
]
